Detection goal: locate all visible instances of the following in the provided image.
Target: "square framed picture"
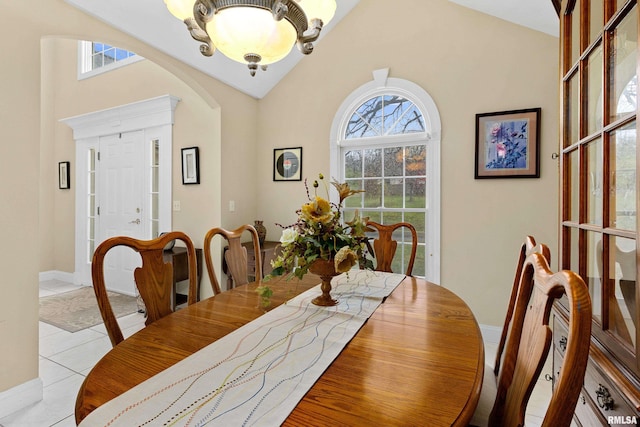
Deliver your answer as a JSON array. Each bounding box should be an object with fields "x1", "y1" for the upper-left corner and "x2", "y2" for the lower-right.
[
  {"x1": 181, "y1": 147, "x2": 200, "y2": 185},
  {"x1": 59, "y1": 161, "x2": 70, "y2": 189},
  {"x1": 273, "y1": 147, "x2": 302, "y2": 181},
  {"x1": 474, "y1": 107, "x2": 541, "y2": 179}
]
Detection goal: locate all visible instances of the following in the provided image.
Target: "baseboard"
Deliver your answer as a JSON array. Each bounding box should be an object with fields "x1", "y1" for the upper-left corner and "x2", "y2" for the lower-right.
[
  {"x1": 479, "y1": 324, "x2": 501, "y2": 345},
  {"x1": 0, "y1": 378, "x2": 43, "y2": 419},
  {"x1": 39, "y1": 270, "x2": 75, "y2": 284}
]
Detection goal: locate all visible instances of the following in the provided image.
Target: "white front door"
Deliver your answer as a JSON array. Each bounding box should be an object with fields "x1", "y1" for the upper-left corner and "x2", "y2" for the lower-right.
[{"x1": 97, "y1": 131, "x2": 146, "y2": 295}]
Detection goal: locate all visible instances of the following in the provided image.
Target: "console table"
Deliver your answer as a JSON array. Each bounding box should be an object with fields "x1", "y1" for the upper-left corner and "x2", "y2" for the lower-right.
[
  {"x1": 162, "y1": 246, "x2": 202, "y2": 308},
  {"x1": 222, "y1": 241, "x2": 279, "y2": 289}
]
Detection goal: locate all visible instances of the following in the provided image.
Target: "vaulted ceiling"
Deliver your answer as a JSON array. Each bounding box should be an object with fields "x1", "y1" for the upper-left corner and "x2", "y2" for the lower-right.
[{"x1": 64, "y1": 0, "x2": 559, "y2": 99}]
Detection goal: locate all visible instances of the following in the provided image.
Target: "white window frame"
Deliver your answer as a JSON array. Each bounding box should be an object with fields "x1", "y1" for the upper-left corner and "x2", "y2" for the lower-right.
[
  {"x1": 77, "y1": 41, "x2": 144, "y2": 80},
  {"x1": 330, "y1": 69, "x2": 441, "y2": 283}
]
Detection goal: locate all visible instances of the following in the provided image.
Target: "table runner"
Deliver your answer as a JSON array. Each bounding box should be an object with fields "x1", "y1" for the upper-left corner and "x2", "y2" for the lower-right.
[{"x1": 80, "y1": 271, "x2": 405, "y2": 427}]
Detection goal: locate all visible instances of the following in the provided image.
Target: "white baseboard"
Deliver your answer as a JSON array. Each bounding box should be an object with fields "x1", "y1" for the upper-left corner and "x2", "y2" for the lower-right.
[
  {"x1": 479, "y1": 324, "x2": 502, "y2": 345},
  {"x1": 0, "y1": 378, "x2": 43, "y2": 419},
  {"x1": 39, "y1": 270, "x2": 75, "y2": 284}
]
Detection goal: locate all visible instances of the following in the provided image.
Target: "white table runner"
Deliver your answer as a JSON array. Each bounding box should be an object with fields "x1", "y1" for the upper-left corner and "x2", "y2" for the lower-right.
[{"x1": 80, "y1": 271, "x2": 405, "y2": 427}]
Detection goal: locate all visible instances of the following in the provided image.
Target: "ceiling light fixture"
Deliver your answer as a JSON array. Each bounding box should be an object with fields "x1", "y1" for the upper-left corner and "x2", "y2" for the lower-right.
[{"x1": 164, "y1": 0, "x2": 336, "y2": 76}]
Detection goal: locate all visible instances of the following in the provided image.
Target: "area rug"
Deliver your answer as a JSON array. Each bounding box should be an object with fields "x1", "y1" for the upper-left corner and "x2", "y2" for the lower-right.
[{"x1": 39, "y1": 287, "x2": 138, "y2": 333}]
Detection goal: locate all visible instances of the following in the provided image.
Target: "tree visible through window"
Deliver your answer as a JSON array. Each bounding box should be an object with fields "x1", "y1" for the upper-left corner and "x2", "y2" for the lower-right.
[{"x1": 339, "y1": 94, "x2": 428, "y2": 277}]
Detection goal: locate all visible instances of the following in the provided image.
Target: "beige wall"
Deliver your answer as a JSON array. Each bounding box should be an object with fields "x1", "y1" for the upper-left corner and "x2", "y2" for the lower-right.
[
  {"x1": 256, "y1": 0, "x2": 560, "y2": 326},
  {"x1": 0, "y1": 6, "x2": 41, "y2": 393},
  {"x1": 0, "y1": 0, "x2": 560, "y2": 395}
]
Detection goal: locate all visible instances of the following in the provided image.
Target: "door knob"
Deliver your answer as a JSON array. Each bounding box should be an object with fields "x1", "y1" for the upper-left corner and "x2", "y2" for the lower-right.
[{"x1": 129, "y1": 218, "x2": 141, "y2": 225}]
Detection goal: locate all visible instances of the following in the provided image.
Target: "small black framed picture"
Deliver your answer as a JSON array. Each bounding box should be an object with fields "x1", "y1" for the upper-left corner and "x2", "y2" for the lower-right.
[
  {"x1": 59, "y1": 161, "x2": 70, "y2": 189},
  {"x1": 181, "y1": 147, "x2": 200, "y2": 185},
  {"x1": 273, "y1": 147, "x2": 302, "y2": 181}
]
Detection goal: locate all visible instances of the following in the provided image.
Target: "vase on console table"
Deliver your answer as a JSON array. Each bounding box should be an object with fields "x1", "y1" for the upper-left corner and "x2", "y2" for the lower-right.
[
  {"x1": 308, "y1": 259, "x2": 339, "y2": 306},
  {"x1": 254, "y1": 220, "x2": 266, "y2": 246}
]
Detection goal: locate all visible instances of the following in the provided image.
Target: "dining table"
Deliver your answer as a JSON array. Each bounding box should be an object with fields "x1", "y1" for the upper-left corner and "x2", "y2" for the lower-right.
[{"x1": 75, "y1": 271, "x2": 484, "y2": 426}]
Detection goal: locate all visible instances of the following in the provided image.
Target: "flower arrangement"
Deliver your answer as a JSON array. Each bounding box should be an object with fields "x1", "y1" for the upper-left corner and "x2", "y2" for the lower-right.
[{"x1": 267, "y1": 174, "x2": 373, "y2": 281}]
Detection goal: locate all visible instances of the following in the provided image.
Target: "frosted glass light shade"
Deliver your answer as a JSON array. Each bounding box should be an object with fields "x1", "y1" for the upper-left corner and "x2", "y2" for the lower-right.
[
  {"x1": 164, "y1": 0, "x2": 195, "y2": 21},
  {"x1": 207, "y1": 7, "x2": 297, "y2": 65},
  {"x1": 297, "y1": 0, "x2": 336, "y2": 25}
]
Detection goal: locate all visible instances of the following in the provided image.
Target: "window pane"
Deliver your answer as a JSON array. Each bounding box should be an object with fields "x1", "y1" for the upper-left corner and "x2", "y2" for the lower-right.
[
  {"x1": 589, "y1": 0, "x2": 604, "y2": 46},
  {"x1": 568, "y1": 72, "x2": 580, "y2": 146},
  {"x1": 405, "y1": 145, "x2": 426, "y2": 176},
  {"x1": 586, "y1": 44, "x2": 603, "y2": 135},
  {"x1": 571, "y1": 0, "x2": 581, "y2": 64},
  {"x1": 344, "y1": 179, "x2": 363, "y2": 208},
  {"x1": 344, "y1": 150, "x2": 362, "y2": 179},
  {"x1": 363, "y1": 179, "x2": 382, "y2": 207},
  {"x1": 391, "y1": 105, "x2": 425, "y2": 135},
  {"x1": 610, "y1": 6, "x2": 638, "y2": 122},
  {"x1": 586, "y1": 138, "x2": 603, "y2": 225},
  {"x1": 610, "y1": 235, "x2": 637, "y2": 348},
  {"x1": 569, "y1": 227, "x2": 580, "y2": 272},
  {"x1": 568, "y1": 148, "x2": 581, "y2": 222},
  {"x1": 364, "y1": 149, "x2": 382, "y2": 177},
  {"x1": 406, "y1": 178, "x2": 426, "y2": 208},
  {"x1": 610, "y1": 122, "x2": 637, "y2": 231},
  {"x1": 384, "y1": 178, "x2": 403, "y2": 208},
  {"x1": 586, "y1": 231, "x2": 603, "y2": 324},
  {"x1": 384, "y1": 147, "x2": 403, "y2": 177}
]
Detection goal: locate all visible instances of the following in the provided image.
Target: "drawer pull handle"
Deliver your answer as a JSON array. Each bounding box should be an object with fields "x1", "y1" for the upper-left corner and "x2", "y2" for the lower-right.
[
  {"x1": 544, "y1": 374, "x2": 553, "y2": 383},
  {"x1": 595, "y1": 384, "x2": 614, "y2": 410},
  {"x1": 558, "y1": 335, "x2": 567, "y2": 352}
]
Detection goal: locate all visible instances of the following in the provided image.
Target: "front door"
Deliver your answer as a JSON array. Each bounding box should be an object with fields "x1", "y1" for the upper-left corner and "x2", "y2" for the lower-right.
[{"x1": 97, "y1": 130, "x2": 146, "y2": 295}]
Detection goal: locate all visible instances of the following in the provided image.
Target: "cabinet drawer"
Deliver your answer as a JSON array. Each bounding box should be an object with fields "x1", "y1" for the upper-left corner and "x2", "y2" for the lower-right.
[
  {"x1": 582, "y1": 357, "x2": 636, "y2": 422},
  {"x1": 574, "y1": 389, "x2": 608, "y2": 427},
  {"x1": 553, "y1": 314, "x2": 569, "y2": 358}
]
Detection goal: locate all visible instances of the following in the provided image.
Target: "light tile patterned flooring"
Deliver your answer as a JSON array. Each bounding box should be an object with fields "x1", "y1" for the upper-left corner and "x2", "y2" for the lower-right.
[
  {"x1": 0, "y1": 280, "x2": 146, "y2": 427},
  {"x1": 0, "y1": 280, "x2": 553, "y2": 427}
]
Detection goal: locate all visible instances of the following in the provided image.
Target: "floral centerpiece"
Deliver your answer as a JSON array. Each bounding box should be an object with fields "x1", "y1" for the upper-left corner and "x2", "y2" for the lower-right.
[{"x1": 265, "y1": 174, "x2": 373, "y2": 305}]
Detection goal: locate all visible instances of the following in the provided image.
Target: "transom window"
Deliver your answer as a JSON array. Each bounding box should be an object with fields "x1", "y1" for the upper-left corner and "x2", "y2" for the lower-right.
[
  {"x1": 345, "y1": 95, "x2": 425, "y2": 139},
  {"x1": 78, "y1": 41, "x2": 143, "y2": 80},
  {"x1": 330, "y1": 70, "x2": 441, "y2": 283}
]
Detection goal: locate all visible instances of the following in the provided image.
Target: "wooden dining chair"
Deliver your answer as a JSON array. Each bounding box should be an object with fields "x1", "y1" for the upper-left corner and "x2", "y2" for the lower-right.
[
  {"x1": 366, "y1": 221, "x2": 418, "y2": 275},
  {"x1": 91, "y1": 231, "x2": 198, "y2": 347},
  {"x1": 493, "y1": 236, "x2": 551, "y2": 378},
  {"x1": 470, "y1": 250, "x2": 592, "y2": 427},
  {"x1": 204, "y1": 224, "x2": 262, "y2": 295}
]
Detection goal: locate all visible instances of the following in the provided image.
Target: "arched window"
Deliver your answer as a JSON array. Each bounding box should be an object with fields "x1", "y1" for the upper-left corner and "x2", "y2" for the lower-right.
[{"x1": 330, "y1": 69, "x2": 441, "y2": 283}]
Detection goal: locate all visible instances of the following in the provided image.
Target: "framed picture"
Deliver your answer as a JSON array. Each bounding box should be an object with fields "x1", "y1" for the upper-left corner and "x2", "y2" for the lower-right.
[
  {"x1": 58, "y1": 161, "x2": 70, "y2": 189},
  {"x1": 474, "y1": 107, "x2": 541, "y2": 179},
  {"x1": 181, "y1": 147, "x2": 200, "y2": 185},
  {"x1": 273, "y1": 147, "x2": 302, "y2": 181}
]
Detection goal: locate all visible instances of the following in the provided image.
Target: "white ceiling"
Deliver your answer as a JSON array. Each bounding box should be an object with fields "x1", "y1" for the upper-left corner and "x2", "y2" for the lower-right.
[{"x1": 64, "y1": 0, "x2": 558, "y2": 100}]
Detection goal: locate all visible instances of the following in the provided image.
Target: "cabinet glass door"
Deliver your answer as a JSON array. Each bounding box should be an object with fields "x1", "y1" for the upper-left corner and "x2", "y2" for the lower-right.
[{"x1": 560, "y1": 0, "x2": 639, "y2": 372}]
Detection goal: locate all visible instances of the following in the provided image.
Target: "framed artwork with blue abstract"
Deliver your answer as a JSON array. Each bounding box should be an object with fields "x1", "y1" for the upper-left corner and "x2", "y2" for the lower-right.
[{"x1": 474, "y1": 107, "x2": 541, "y2": 179}]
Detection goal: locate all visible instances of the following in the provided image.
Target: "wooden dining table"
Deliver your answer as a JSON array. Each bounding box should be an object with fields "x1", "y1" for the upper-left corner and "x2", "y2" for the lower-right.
[{"x1": 76, "y1": 274, "x2": 484, "y2": 426}]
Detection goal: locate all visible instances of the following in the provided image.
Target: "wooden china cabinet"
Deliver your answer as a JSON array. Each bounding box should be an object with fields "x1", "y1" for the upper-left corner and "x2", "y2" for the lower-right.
[{"x1": 556, "y1": 0, "x2": 640, "y2": 424}]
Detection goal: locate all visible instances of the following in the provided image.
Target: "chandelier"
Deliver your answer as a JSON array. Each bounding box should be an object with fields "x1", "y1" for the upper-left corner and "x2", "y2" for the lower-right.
[{"x1": 164, "y1": 0, "x2": 336, "y2": 76}]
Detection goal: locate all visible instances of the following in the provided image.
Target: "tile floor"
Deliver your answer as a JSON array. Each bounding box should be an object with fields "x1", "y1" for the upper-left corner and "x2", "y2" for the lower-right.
[
  {"x1": 0, "y1": 280, "x2": 146, "y2": 427},
  {"x1": 0, "y1": 280, "x2": 553, "y2": 427}
]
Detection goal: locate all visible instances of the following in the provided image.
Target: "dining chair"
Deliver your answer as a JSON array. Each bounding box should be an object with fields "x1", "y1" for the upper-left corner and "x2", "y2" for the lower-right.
[
  {"x1": 470, "y1": 250, "x2": 592, "y2": 427},
  {"x1": 91, "y1": 231, "x2": 198, "y2": 347},
  {"x1": 204, "y1": 224, "x2": 262, "y2": 295},
  {"x1": 493, "y1": 236, "x2": 551, "y2": 378},
  {"x1": 366, "y1": 221, "x2": 418, "y2": 275}
]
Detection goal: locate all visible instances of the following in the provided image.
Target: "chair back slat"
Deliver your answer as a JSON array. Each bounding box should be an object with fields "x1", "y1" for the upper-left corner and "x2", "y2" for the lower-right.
[
  {"x1": 366, "y1": 221, "x2": 418, "y2": 276},
  {"x1": 489, "y1": 251, "x2": 591, "y2": 427},
  {"x1": 91, "y1": 231, "x2": 198, "y2": 347},
  {"x1": 204, "y1": 224, "x2": 262, "y2": 294}
]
